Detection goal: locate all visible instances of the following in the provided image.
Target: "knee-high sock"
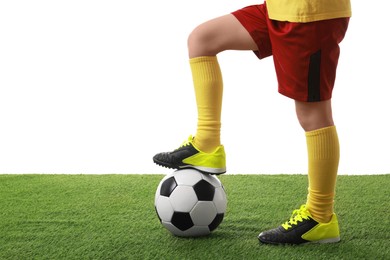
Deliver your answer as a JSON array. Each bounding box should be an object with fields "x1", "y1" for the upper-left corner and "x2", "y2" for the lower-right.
[
  {"x1": 306, "y1": 126, "x2": 340, "y2": 223},
  {"x1": 190, "y1": 56, "x2": 223, "y2": 153}
]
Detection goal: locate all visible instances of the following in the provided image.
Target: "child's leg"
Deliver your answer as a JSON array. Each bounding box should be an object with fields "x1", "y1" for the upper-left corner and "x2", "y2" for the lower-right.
[
  {"x1": 153, "y1": 12, "x2": 260, "y2": 173},
  {"x1": 295, "y1": 100, "x2": 339, "y2": 223},
  {"x1": 187, "y1": 14, "x2": 258, "y2": 152},
  {"x1": 258, "y1": 17, "x2": 348, "y2": 244},
  {"x1": 258, "y1": 100, "x2": 341, "y2": 244},
  {"x1": 189, "y1": 56, "x2": 223, "y2": 153}
]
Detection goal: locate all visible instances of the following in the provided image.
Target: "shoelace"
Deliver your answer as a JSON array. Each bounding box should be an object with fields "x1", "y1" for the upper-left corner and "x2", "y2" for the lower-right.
[
  {"x1": 176, "y1": 135, "x2": 194, "y2": 149},
  {"x1": 281, "y1": 205, "x2": 311, "y2": 230}
]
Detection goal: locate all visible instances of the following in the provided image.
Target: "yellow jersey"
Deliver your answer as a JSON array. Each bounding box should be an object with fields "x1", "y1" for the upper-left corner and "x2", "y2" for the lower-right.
[{"x1": 266, "y1": 0, "x2": 351, "y2": 22}]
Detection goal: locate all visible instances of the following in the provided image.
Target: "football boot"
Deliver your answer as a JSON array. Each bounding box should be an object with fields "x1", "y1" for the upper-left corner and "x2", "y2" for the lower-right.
[
  {"x1": 258, "y1": 205, "x2": 340, "y2": 245},
  {"x1": 153, "y1": 135, "x2": 226, "y2": 175}
]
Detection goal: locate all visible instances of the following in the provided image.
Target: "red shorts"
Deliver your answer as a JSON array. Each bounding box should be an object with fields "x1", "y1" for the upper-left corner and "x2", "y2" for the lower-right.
[{"x1": 232, "y1": 4, "x2": 349, "y2": 102}]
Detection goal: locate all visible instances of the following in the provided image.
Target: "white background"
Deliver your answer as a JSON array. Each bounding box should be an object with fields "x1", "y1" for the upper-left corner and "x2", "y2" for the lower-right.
[{"x1": 0, "y1": 1, "x2": 389, "y2": 175}]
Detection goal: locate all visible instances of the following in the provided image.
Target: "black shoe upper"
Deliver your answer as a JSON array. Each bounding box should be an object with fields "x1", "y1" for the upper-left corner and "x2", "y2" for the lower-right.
[
  {"x1": 258, "y1": 217, "x2": 319, "y2": 245},
  {"x1": 153, "y1": 143, "x2": 199, "y2": 169}
]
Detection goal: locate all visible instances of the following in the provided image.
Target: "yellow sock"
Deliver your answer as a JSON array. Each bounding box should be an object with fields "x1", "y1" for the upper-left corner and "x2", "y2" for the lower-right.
[
  {"x1": 190, "y1": 56, "x2": 223, "y2": 153},
  {"x1": 306, "y1": 126, "x2": 340, "y2": 223}
]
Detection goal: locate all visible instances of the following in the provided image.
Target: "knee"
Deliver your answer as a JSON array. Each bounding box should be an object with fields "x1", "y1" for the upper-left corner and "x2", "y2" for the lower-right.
[
  {"x1": 187, "y1": 26, "x2": 218, "y2": 58},
  {"x1": 187, "y1": 29, "x2": 199, "y2": 56},
  {"x1": 297, "y1": 113, "x2": 318, "y2": 132},
  {"x1": 295, "y1": 101, "x2": 334, "y2": 132},
  {"x1": 188, "y1": 27, "x2": 207, "y2": 58}
]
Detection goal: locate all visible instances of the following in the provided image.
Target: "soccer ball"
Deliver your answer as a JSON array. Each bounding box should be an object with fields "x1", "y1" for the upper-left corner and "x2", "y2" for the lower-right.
[{"x1": 154, "y1": 169, "x2": 227, "y2": 237}]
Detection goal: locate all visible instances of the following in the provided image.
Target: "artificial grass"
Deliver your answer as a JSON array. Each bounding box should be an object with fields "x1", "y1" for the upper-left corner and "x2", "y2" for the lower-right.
[{"x1": 0, "y1": 174, "x2": 389, "y2": 259}]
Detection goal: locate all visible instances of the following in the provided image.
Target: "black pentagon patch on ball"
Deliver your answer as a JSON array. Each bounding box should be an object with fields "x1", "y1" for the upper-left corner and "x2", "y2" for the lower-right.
[
  {"x1": 193, "y1": 179, "x2": 215, "y2": 201},
  {"x1": 160, "y1": 177, "x2": 177, "y2": 197},
  {"x1": 171, "y1": 212, "x2": 194, "y2": 231},
  {"x1": 209, "y1": 213, "x2": 224, "y2": 231}
]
